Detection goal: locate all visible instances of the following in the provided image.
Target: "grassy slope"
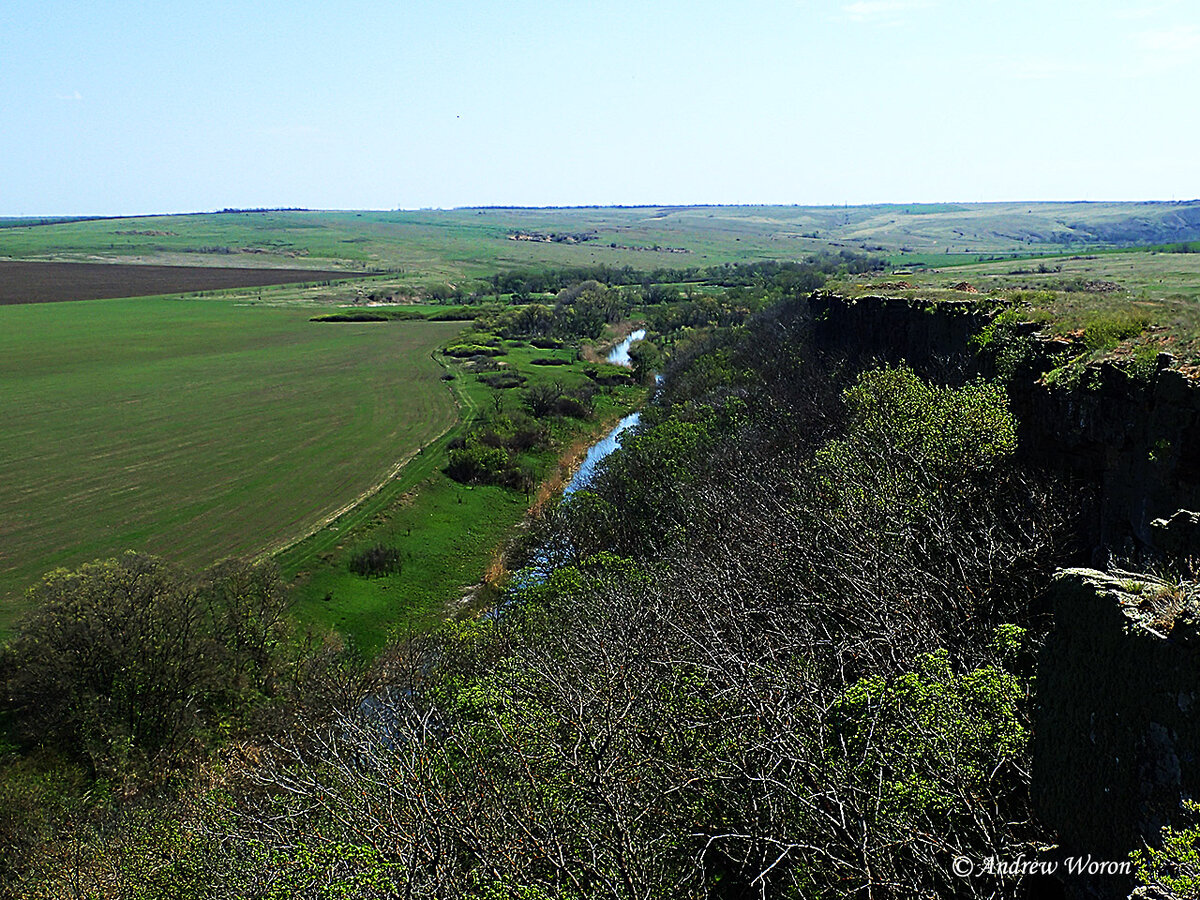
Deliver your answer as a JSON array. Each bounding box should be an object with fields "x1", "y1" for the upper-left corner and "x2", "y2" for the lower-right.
[
  {"x1": 0, "y1": 297, "x2": 463, "y2": 634},
  {"x1": 936, "y1": 248, "x2": 1200, "y2": 305},
  {"x1": 4, "y1": 202, "x2": 1199, "y2": 283}
]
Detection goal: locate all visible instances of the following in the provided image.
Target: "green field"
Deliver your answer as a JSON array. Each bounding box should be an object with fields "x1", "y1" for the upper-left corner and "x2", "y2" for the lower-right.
[
  {"x1": 279, "y1": 337, "x2": 645, "y2": 655},
  {"x1": 4, "y1": 202, "x2": 1199, "y2": 288},
  {"x1": 0, "y1": 296, "x2": 464, "y2": 634},
  {"x1": 5, "y1": 200, "x2": 1200, "y2": 643},
  {"x1": 937, "y1": 248, "x2": 1200, "y2": 305}
]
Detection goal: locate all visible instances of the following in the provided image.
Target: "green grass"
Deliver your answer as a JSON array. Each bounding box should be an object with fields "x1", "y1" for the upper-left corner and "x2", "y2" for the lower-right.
[
  {"x1": 835, "y1": 245, "x2": 1200, "y2": 371},
  {"x1": 5, "y1": 202, "x2": 1199, "y2": 289},
  {"x1": 925, "y1": 250, "x2": 1200, "y2": 361},
  {"x1": 0, "y1": 296, "x2": 465, "y2": 635},
  {"x1": 284, "y1": 468, "x2": 534, "y2": 655},
  {"x1": 885, "y1": 251, "x2": 1067, "y2": 269},
  {"x1": 280, "y1": 333, "x2": 646, "y2": 655}
]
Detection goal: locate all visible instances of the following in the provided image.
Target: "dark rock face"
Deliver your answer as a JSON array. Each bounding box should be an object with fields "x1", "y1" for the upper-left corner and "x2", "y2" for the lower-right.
[
  {"x1": 1033, "y1": 569, "x2": 1200, "y2": 899},
  {"x1": 1151, "y1": 509, "x2": 1200, "y2": 560},
  {"x1": 808, "y1": 290, "x2": 1200, "y2": 564},
  {"x1": 809, "y1": 290, "x2": 987, "y2": 374},
  {"x1": 807, "y1": 292, "x2": 1200, "y2": 896},
  {"x1": 1009, "y1": 365, "x2": 1200, "y2": 564}
]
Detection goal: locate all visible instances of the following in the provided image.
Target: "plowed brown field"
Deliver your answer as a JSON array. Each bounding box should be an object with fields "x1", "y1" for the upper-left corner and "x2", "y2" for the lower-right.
[{"x1": 0, "y1": 260, "x2": 361, "y2": 304}]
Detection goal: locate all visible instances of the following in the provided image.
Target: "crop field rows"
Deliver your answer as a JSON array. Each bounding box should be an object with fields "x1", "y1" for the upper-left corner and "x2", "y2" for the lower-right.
[{"x1": 0, "y1": 295, "x2": 464, "y2": 634}]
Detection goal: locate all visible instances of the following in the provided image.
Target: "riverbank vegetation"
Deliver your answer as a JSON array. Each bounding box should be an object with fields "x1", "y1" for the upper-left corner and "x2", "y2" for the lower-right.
[
  {"x1": 278, "y1": 256, "x2": 876, "y2": 654},
  {"x1": 0, "y1": 252, "x2": 1087, "y2": 896}
]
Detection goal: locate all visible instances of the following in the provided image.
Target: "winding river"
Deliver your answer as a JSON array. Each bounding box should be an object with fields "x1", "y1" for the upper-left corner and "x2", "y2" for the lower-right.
[
  {"x1": 564, "y1": 412, "x2": 641, "y2": 495},
  {"x1": 564, "y1": 329, "x2": 649, "y2": 494},
  {"x1": 605, "y1": 328, "x2": 646, "y2": 366}
]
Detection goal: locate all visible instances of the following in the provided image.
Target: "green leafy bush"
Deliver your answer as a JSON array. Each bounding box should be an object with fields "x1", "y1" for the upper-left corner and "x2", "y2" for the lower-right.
[
  {"x1": 1082, "y1": 309, "x2": 1150, "y2": 353},
  {"x1": 1132, "y1": 800, "x2": 1200, "y2": 898},
  {"x1": 819, "y1": 364, "x2": 1016, "y2": 484},
  {"x1": 445, "y1": 439, "x2": 532, "y2": 491},
  {"x1": 0, "y1": 554, "x2": 291, "y2": 772},
  {"x1": 832, "y1": 642, "x2": 1030, "y2": 825},
  {"x1": 446, "y1": 441, "x2": 512, "y2": 484},
  {"x1": 972, "y1": 305, "x2": 1053, "y2": 350},
  {"x1": 445, "y1": 332, "x2": 506, "y2": 358},
  {"x1": 476, "y1": 371, "x2": 526, "y2": 389},
  {"x1": 444, "y1": 342, "x2": 506, "y2": 358}
]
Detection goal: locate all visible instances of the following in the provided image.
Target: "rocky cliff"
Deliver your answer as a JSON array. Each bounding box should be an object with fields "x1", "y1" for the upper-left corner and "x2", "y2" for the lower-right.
[
  {"x1": 809, "y1": 290, "x2": 987, "y2": 373},
  {"x1": 810, "y1": 291, "x2": 1200, "y2": 897},
  {"x1": 809, "y1": 289, "x2": 1200, "y2": 563},
  {"x1": 1034, "y1": 569, "x2": 1200, "y2": 898}
]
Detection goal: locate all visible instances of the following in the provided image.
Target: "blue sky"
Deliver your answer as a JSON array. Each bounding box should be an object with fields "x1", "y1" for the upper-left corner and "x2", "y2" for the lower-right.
[{"x1": 2, "y1": 0, "x2": 1198, "y2": 215}]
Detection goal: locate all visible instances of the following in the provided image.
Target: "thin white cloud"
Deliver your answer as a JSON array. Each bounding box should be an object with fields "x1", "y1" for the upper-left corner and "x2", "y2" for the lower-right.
[
  {"x1": 55, "y1": 90, "x2": 83, "y2": 101},
  {"x1": 1132, "y1": 24, "x2": 1200, "y2": 71},
  {"x1": 841, "y1": 0, "x2": 933, "y2": 24}
]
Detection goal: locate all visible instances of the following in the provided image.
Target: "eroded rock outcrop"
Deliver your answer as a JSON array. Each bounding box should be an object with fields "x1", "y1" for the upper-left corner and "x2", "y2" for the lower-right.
[
  {"x1": 808, "y1": 291, "x2": 1200, "y2": 896},
  {"x1": 809, "y1": 290, "x2": 987, "y2": 371},
  {"x1": 1034, "y1": 568, "x2": 1200, "y2": 897},
  {"x1": 808, "y1": 290, "x2": 1200, "y2": 563}
]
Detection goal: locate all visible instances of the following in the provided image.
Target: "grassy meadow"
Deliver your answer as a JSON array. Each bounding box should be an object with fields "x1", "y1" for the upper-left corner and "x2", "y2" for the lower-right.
[
  {"x1": 5, "y1": 201, "x2": 1199, "y2": 288},
  {"x1": 4, "y1": 201, "x2": 1200, "y2": 645},
  {"x1": 279, "y1": 336, "x2": 646, "y2": 655},
  {"x1": 0, "y1": 296, "x2": 463, "y2": 635}
]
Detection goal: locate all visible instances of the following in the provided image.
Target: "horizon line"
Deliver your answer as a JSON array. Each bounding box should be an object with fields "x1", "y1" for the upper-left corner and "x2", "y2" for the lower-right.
[{"x1": 3, "y1": 198, "x2": 1200, "y2": 221}]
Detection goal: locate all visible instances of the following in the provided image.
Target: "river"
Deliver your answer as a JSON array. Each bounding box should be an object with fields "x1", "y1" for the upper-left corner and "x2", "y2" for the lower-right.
[
  {"x1": 564, "y1": 329, "x2": 649, "y2": 494},
  {"x1": 605, "y1": 329, "x2": 646, "y2": 366},
  {"x1": 564, "y1": 412, "x2": 640, "y2": 495}
]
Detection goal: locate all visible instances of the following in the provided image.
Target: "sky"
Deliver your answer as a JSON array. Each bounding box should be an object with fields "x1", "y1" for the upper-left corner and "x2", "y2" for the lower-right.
[{"x1": 2, "y1": 0, "x2": 1198, "y2": 215}]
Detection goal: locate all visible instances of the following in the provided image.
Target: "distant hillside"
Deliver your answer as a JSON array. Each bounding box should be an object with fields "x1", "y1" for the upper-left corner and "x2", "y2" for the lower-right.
[
  {"x1": 1, "y1": 201, "x2": 1198, "y2": 279},
  {"x1": 1059, "y1": 202, "x2": 1200, "y2": 244}
]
